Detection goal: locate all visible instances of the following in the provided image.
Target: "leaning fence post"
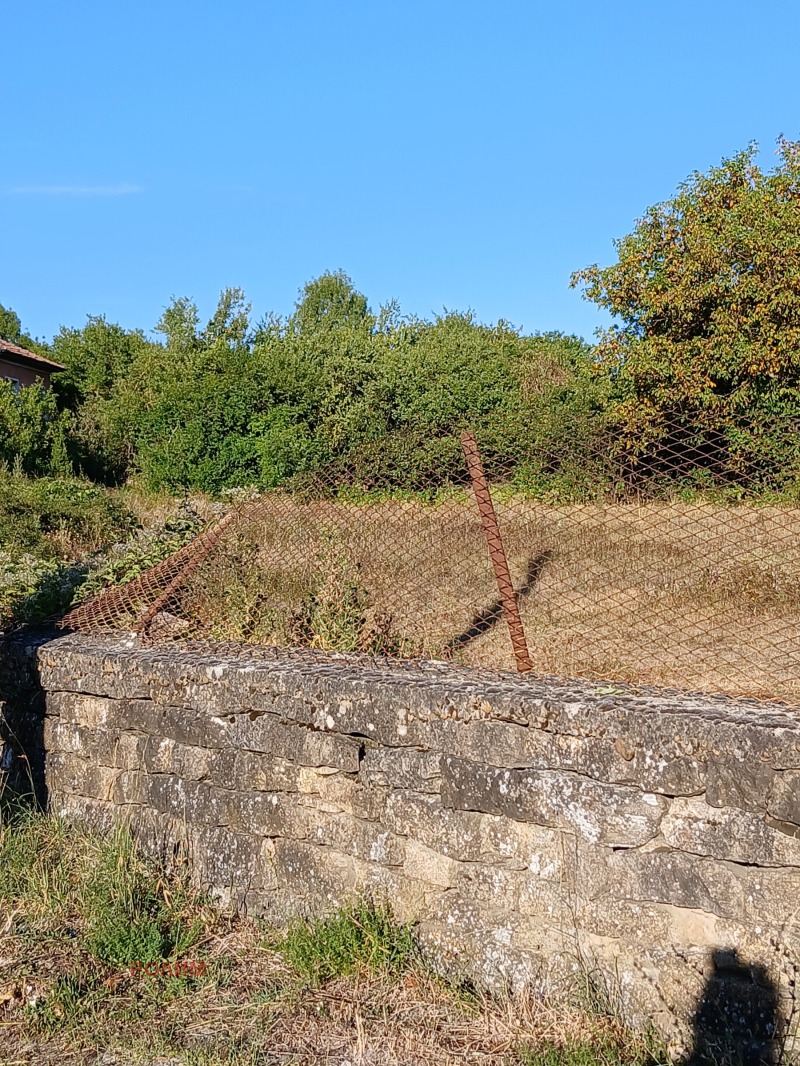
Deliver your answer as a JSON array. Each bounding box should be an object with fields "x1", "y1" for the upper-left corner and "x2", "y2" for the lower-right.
[
  {"x1": 135, "y1": 509, "x2": 238, "y2": 639},
  {"x1": 460, "y1": 431, "x2": 533, "y2": 674}
]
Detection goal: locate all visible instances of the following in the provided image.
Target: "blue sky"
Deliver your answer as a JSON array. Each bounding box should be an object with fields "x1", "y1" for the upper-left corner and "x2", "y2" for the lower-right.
[{"x1": 3, "y1": 0, "x2": 799, "y2": 344}]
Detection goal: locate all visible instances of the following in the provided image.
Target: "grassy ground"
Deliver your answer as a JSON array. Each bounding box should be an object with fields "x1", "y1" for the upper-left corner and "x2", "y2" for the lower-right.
[
  {"x1": 4, "y1": 466, "x2": 800, "y2": 703},
  {"x1": 174, "y1": 494, "x2": 800, "y2": 703},
  {"x1": 0, "y1": 810, "x2": 668, "y2": 1066}
]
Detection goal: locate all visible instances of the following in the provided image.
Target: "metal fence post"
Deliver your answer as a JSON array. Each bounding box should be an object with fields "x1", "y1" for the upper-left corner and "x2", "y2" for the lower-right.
[{"x1": 461, "y1": 431, "x2": 533, "y2": 674}]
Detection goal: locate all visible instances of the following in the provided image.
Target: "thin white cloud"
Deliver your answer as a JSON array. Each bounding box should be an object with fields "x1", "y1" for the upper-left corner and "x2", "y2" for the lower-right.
[{"x1": 7, "y1": 183, "x2": 143, "y2": 197}]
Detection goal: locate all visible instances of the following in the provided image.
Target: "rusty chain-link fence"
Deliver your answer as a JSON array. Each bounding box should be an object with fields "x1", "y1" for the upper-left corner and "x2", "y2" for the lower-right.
[{"x1": 60, "y1": 415, "x2": 800, "y2": 705}]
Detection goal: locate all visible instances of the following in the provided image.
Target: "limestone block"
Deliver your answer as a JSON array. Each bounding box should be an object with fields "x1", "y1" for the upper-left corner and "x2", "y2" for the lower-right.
[
  {"x1": 46, "y1": 724, "x2": 145, "y2": 771},
  {"x1": 231, "y1": 750, "x2": 303, "y2": 793},
  {"x1": 146, "y1": 774, "x2": 228, "y2": 827},
  {"x1": 578, "y1": 897, "x2": 677, "y2": 947},
  {"x1": 45, "y1": 691, "x2": 115, "y2": 729},
  {"x1": 707, "y1": 756, "x2": 800, "y2": 832},
  {"x1": 767, "y1": 771, "x2": 800, "y2": 827},
  {"x1": 478, "y1": 814, "x2": 571, "y2": 875},
  {"x1": 226, "y1": 790, "x2": 293, "y2": 837},
  {"x1": 142, "y1": 736, "x2": 213, "y2": 779},
  {"x1": 43, "y1": 717, "x2": 78, "y2": 751},
  {"x1": 48, "y1": 792, "x2": 122, "y2": 833},
  {"x1": 442, "y1": 755, "x2": 667, "y2": 846},
  {"x1": 515, "y1": 873, "x2": 575, "y2": 924},
  {"x1": 190, "y1": 824, "x2": 275, "y2": 891},
  {"x1": 108, "y1": 769, "x2": 148, "y2": 805},
  {"x1": 111, "y1": 732, "x2": 147, "y2": 770},
  {"x1": 419, "y1": 891, "x2": 567, "y2": 991},
  {"x1": 153, "y1": 705, "x2": 232, "y2": 748},
  {"x1": 662, "y1": 797, "x2": 800, "y2": 867},
  {"x1": 578, "y1": 845, "x2": 748, "y2": 919},
  {"x1": 296, "y1": 767, "x2": 388, "y2": 820},
  {"x1": 307, "y1": 687, "x2": 419, "y2": 746},
  {"x1": 47, "y1": 752, "x2": 118, "y2": 800},
  {"x1": 430, "y1": 719, "x2": 703, "y2": 796},
  {"x1": 740, "y1": 867, "x2": 800, "y2": 932},
  {"x1": 292, "y1": 808, "x2": 406, "y2": 867},
  {"x1": 361, "y1": 747, "x2": 442, "y2": 791},
  {"x1": 272, "y1": 838, "x2": 366, "y2": 903},
  {"x1": 455, "y1": 861, "x2": 521, "y2": 910},
  {"x1": 403, "y1": 839, "x2": 462, "y2": 888},
  {"x1": 353, "y1": 865, "x2": 440, "y2": 923},
  {"x1": 235, "y1": 713, "x2": 361, "y2": 770},
  {"x1": 239, "y1": 889, "x2": 283, "y2": 920},
  {"x1": 384, "y1": 790, "x2": 486, "y2": 860},
  {"x1": 416, "y1": 916, "x2": 562, "y2": 994}
]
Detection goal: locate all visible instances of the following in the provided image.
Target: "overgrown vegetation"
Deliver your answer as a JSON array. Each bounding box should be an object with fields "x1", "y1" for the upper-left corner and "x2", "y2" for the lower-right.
[
  {"x1": 0, "y1": 467, "x2": 133, "y2": 557},
  {"x1": 0, "y1": 811, "x2": 200, "y2": 966},
  {"x1": 5, "y1": 139, "x2": 800, "y2": 503},
  {"x1": 0, "y1": 810, "x2": 669, "y2": 1065},
  {"x1": 0, "y1": 469, "x2": 134, "y2": 629},
  {"x1": 0, "y1": 469, "x2": 205, "y2": 630}
]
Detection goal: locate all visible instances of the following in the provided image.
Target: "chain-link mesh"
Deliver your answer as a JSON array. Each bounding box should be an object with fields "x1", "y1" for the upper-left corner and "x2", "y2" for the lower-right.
[{"x1": 60, "y1": 416, "x2": 800, "y2": 704}]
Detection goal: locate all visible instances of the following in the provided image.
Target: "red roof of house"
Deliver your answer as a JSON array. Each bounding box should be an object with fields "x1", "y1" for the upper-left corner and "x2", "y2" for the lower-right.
[{"x1": 0, "y1": 338, "x2": 65, "y2": 373}]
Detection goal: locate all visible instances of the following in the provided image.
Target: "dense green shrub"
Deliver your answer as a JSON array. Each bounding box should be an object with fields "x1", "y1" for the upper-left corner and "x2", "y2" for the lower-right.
[
  {"x1": 0, "y1": 470, "x2": 137, "y2": 628},
  {"x1": 0, "y1": 469, "x2": 134, "y2": 556},
  {"x1": 0, "y1": 381, "x2": 73, "y2": 477},
  {"x1": 0, "y1": 274, "x2": 593, "y2": 495},
  {"x1": 0, "y1": 552, "x2": 86, "y2": 630}
]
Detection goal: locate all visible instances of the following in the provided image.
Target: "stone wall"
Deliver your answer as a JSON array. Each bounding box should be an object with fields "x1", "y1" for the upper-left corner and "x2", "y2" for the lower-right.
[{"x1": 3, "y1": 632, "x2": 800, "y2": 1056}]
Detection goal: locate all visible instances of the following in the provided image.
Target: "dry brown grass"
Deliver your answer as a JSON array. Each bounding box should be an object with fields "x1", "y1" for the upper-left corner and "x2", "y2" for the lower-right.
[
  {"x1": 0, "y1": 924, "x2": 647, "y2": 1066},
  {"x1": 116, "y1": 488, "x2": 220, "y2": 533},
  {"x1": 167, "y1": 495, "x2": 800, "y2": 704},
  {"x1": 0, "y1": 814, "x2": 663, "y2": 1066}
]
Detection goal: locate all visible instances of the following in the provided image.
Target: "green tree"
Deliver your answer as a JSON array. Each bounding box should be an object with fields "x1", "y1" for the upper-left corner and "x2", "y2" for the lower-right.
[
  {"x1": 131, "y1": 290, "x2": 267, "y2": 491},
  {"x1": 571, "y1": 138, "x2": 800, "y2": 488},
  {"x1": 0, "y1": 381, "x2": 73, "y2": 476},
  {"x1": 51, "y1": 316, "x2": 152, "y2": 405},
  {"x1": 0, "y1": 303, "x2": 40, "y2": 351},
  {"x1": 288, "y1": 271, "x2": 373, "y2": 336},
  {"x1": 50, "y1": 317, "x2": 158, "y2": 482}
]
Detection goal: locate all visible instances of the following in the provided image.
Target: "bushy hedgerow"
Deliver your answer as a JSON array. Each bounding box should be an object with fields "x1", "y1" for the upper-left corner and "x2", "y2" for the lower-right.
[{"x1": 41, "y1": 278, "x2": 604, "y2": 495}]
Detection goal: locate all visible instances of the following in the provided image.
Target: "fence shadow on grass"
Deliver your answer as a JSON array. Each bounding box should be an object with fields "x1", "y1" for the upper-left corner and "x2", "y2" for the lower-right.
[{"x1": 443, "y1": 550, "x2": 552, "y2": 658}]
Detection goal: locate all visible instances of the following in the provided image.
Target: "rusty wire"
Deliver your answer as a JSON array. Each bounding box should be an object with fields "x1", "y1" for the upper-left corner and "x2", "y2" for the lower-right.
[{"x1": 58, "y1": 417, "x2": 800, "y2": 705}]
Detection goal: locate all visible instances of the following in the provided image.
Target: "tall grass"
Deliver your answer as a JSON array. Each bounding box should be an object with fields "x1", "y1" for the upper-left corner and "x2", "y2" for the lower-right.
[
  {"x1": 0, "y1": 811, "x2": 670, "y2": 1065},
  {"x1": 280, "y1": 897, "x2": 418, "y2": 985},
  {"x1": 0, "y1": 809, "x2": 200, "y2": 964}
]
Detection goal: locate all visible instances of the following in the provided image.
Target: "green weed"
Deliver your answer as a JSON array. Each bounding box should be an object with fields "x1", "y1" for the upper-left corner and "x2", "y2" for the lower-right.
[
  {"x1": 280, "y1": 898, "x2": 418, "y2": 985},
  {"x1": 0, "y1": 811, "x2": 201, "y2": 965},
  {"x1": 29, "y1": 969, "x2": 110, "y2": 1036},
  {"x1": 81, "y1": 825, "x2": 200, "y2": 965}
]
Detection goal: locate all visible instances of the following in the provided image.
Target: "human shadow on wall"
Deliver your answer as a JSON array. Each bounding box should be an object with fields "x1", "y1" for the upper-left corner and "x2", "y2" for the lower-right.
[
  {"x1": 443, "y1": 550, "x2": 552, "y2": 658},
  {"x1": 684, "y1": 949, "x2": 783, "y2": 1066}
]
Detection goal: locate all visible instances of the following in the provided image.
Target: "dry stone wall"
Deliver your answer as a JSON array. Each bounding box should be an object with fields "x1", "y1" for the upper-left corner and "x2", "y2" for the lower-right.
[{"x1": 3, "y1": 632, "x2": 800, "y2": 1055}]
